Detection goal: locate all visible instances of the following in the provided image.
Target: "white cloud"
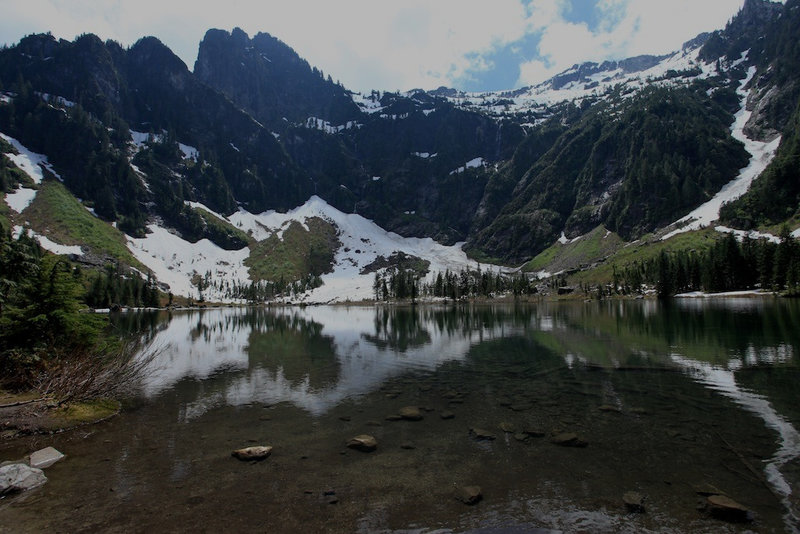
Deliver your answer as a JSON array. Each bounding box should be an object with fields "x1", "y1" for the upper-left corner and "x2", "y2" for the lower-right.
[{"x1": 0, "y1": 0, "x2": 765, "y2": 92}]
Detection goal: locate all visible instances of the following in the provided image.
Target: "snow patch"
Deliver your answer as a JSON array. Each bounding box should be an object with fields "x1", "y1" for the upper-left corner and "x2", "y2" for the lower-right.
[
  {"x1": 449, "y1": 157, "x2": 485, "y2": 175},
  {"x1": 0, "y1": 132, "x2": 60, "y2": 184},
  {"x1": 4, "y1": 187, "x2": 37, "y2": 213},
  {"x1": 12, "y1": 225, "x2": 83, "y2": 256}
]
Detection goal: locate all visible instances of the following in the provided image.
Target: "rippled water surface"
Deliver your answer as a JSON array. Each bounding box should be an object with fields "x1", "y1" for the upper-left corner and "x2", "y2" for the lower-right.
[{"x1": 2, "y1": 300, "x2": 799, "y2": 533}]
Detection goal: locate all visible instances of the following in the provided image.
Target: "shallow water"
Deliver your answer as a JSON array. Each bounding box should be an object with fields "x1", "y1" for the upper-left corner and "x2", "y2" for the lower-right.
[{"x1": 2, "y1": 300, "x2": 799, "y2": 533}]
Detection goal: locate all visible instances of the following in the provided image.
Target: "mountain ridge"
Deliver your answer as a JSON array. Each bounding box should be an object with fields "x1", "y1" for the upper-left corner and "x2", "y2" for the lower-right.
[{"x1": 2, "y1": 0, "x2": 799, "y2": 302}]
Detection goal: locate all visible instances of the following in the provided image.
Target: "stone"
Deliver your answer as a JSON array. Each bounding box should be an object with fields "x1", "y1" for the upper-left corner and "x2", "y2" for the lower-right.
[
  {"x1": 550, "y1": 433, "x2": 588, "y2": 447},
  {"x1": 598, "y1": 404, "x2": 621, "y2": 413},
  {"x1": 499, "y1": 422, "x2": 516, "y2": 433},
  {"x1": 440, "y1": 411, "x2": 455, "y2": 420},
  {"x1": 455, "y1": 485, "x2": 482, "y2": 505},
  {"x1": 509, "y1": 403, "x2": 533, "y2": 412},
  {"x1": 385, "y1": 414, "x2": 403, "y2": 422},
  {"x1": 623, "y1": 491, "x2": 645, "y2": 513},
  {"x1": 29, "y1": 447, "x2": 65, "y2": 469},
  {"x1": 513, "y1": 433, "x2": 529, "y2": 442},
  {"x1": 693, "y1": 483, "x2": 726, "y2": 496},
  {"x1": 232, "y1": 446, "x2": 273, "y2": 461},
  {"x1": 0, "y1": 464, "x2": 47, "y2": 495},
  {"x1": 347, "y1": 435, "x2": 377, "y2": 452},
  {"x1": 400, "y1": 442, "x2": 416, "y2": 450},
  {"x1": 524, "y1": 429, "x2": 546, "y2": 438},
  {"x1": 399, "y1": 406, "x2": 423, "y2": 421},
  {"x1": 707, "y1": 495, "x2": 750, "y2": 522},
  {"x1": 469, "y1": 428, "x2": 497, "y2": 441}
]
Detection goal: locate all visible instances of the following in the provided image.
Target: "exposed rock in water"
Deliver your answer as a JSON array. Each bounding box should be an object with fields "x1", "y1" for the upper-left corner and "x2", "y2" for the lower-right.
[
  {"x1": 550, "y1": 432, "x2": 588, "y2": 447},
  {"x1": 706, "y1": 495, "x2": 751, "y2": 523},
  {"x1": 469, "y1": 428, "x2": 497, "y2": 441},
  {"x1": 623, "y1": 491, "x2": 645, "y2": 513},
  {"x1": 346, "y1": 435, "x2": 377, "y2": 452},
  {"x1": 231, "y1": 445, "x2": 273, "y2": 461},
  {"x1": 399, "y1": 406, "x2": 423, "y2": 421},
  {"x1": 455, "y1": 485, "x2": 482, "y2": 505},
  {"x1": 29, "y1": 447, "x2": 65, "y2": 469},
  {"x1": 0, "y1": 464, "x2": 47, "y2": 495}
]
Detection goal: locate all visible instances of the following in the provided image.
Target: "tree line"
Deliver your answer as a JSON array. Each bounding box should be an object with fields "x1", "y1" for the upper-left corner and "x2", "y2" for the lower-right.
[{"x1": 613, "y1": 229, "x2": 800, "y2": 297}]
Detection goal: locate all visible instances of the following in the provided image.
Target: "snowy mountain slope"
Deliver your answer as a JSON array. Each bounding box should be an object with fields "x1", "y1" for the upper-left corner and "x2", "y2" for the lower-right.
[
  {"x1": 438, "y1": 44, "x2": 717, "y2": 119},
  {"x1": 123, "y1": 195, "x2": 504, "y2": 303}
]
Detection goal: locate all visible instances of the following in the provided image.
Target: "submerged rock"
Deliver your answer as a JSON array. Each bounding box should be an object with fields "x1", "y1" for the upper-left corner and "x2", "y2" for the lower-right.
[
  {"x1": 623, "y1": 491, "x2": 646, "y2": 513},
  {"x1": 455, "y1": 485, "x2": 482, "y2": 505},
  {"x1": 707, "y1": 495, "x2": 751, "y2": 522},
  {"x1": 29, "y1": 447, "x2": 65, "y2": 469},
  {"x1": 469, "y1": 428, "x2": 497, "y2": 441},
  {"x1": 0, "y1": 464, "x2": 47, "y2": 495},
  {"x1": 550, "y1": 433, "x2": 588, "y2": 447},
  {"x1": 231, "y1": 446, "x2": 273, "y2": 461},
  {"x1": 440, "y1": 411, "x2": 455, "y2": 420},
  {"x1": 499, "y1": 422, "x2": 516, "y2": 433},
  {"x1": 347, "y1": 435, "x2": 377, "y2": 452},
  {"x1": 399, "y1": 406, "x2": 423, "y2": 421}
]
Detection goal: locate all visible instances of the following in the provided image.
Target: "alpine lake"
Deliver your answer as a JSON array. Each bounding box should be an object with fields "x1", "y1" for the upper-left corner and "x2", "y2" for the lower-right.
[{"x1": 1, "y1": 299, "x2": 799, "y2": 533}]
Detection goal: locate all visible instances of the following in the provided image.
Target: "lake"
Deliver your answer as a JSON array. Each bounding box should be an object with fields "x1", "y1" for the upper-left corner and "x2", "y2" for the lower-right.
[{"x1": 1, "y1": 299, "x2": 799, "y2": 533}]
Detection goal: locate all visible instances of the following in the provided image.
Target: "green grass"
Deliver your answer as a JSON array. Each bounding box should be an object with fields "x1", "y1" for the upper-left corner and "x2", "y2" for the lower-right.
[
  {"x1": 523, "y1": 226, "x2": 625, "y2": 273},
  {"x1": 571, "y1": 227, "x2": 721, "y2": 286},
  {"x1": 245, "y1": 217, "x2": 340, "y2": 282},
  {"x1": 22, "y1": 179, "x2": 144, "y2": 269}
]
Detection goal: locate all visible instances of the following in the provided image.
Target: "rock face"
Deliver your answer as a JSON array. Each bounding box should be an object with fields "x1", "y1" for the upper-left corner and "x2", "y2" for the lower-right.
[
  {"x1": 455, "y1": 485, "x2": 483, "y2": 505},
  {"x1": 29, "y1": 447, "x2": 65, "y2": 469},
  {"x1": 346, "y1": 435, "x2": 378, "y2": 452},
  {"x1": 0, "y1": 464, "x2": 47, "y2": 495},
  {"x1": 231, "y1": 446, "x2": 273, "y2": 461}
]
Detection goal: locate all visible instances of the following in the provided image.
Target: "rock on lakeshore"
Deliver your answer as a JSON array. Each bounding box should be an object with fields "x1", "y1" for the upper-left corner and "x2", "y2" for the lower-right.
[{"x1": 0, "y1": 464, "x2": 47, "y2": 495}]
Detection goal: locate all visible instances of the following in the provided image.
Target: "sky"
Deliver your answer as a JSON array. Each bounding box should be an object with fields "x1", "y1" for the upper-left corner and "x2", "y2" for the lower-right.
[{"x1": 0, "y1": 0, "x2": 759, "y2": 93}]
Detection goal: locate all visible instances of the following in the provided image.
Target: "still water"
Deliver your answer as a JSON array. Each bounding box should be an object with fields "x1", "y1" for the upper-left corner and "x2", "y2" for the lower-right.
[{"x1": 1, "y1": 299, "x2": 799, "y2": 533}]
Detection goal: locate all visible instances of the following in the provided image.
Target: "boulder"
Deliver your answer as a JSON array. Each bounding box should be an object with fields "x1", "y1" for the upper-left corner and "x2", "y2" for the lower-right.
[
  {"x1": 0, "y1": 464, "x2": 47, "y2": 495},
  {"x1": 347, "y1": 435, "x2": 377, "y2": 452},
  {"x1": 399, "y1": 406, "x2": 423, "y2": 421},
  {"x1": 231, "y1": 446, "x2": 273, "y2": 461},
  {"x1": 29, "y1": 447, "x2": 65, "y2": 469},
  {"x1": 499, "y1": 422, "x2": 516, "y2": 433},
  {"x1": 455, "y1": 485, "x2": 482, "y2": 505}
]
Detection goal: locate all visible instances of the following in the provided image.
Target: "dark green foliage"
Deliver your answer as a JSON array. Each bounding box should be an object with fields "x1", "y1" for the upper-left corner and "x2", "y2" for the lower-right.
[
  {"x1": 0, "y1": 229, "x2": 107, "y2": 383},
  {"x1": 372, "y1": 267, "x2": 537, "y2": 301},
  {"x1": 84, "y1": 263, "x2": 160, "y2": 309},
  {"x1": 615, "y1": 230, "x2": 800, "y2": 297}
]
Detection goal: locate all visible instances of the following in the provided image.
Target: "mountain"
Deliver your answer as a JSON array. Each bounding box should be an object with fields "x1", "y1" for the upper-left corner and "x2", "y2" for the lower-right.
[{"x1": 1, "y1": 0, "x2": 799, "y2": 303}]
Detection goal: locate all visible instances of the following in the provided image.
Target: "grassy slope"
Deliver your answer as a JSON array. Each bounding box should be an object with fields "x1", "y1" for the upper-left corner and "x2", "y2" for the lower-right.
[
  {"x1": 22, "y1": 179, "x2": 144, "y2": 269},
  {"x1": 523, "y1": 223, "x2": 723, "y2": 287},
  {"x1": 245, "y1": 217, "x2": 340, "y2": 283}
]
